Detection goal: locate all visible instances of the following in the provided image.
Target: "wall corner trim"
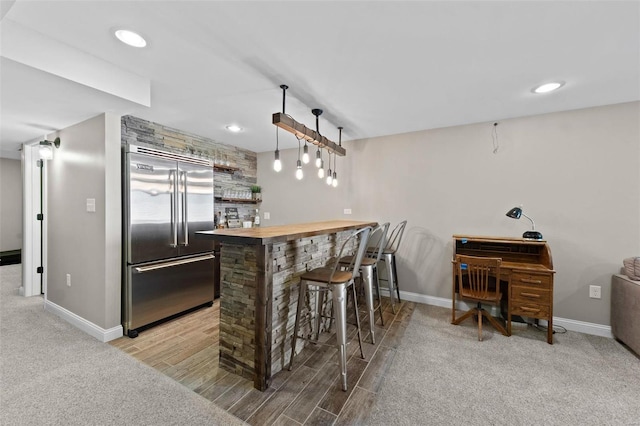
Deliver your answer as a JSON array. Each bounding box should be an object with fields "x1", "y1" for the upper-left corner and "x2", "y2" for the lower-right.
[
  {"x1": 380, "y1": 289, "x2": 613, "y2": 339},
  {"x1": 44, "y1": 300, "x2": 123, "y2": 342}
]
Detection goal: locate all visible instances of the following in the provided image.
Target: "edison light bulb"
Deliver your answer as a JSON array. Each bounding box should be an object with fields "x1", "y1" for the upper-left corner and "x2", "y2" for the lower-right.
[
  {"x1": 295, "y1": 160, "x2": 303, "y2": 180},
  {"x1": 273, "y1": 150, "x2": 282, "y2": 172},
  {"x1": 302, "y1": 145, "x2": 310, "y2": 164},
  {"x1": 326, "y1": 169, "x2": 333, "y2": 185},
  {"x1": 315, "y1": 149, "x2": 322, "y2": 167},
  {"x1": 332, "y1": 172, "x2": 338, "y2": 187},
  {"x1": 318, "y1": 167, "x2": 325, "y2": 178}
]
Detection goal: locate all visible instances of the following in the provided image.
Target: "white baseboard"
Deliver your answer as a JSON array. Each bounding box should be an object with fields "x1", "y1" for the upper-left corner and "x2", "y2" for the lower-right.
[
  {"x1": 44, "y1": 300, "x2": 123, "y2": 342},
  {"x1": 550, "y1": 317, "x2": 613, "y2": 338},
  {"x1": 379, "y1": 288, "x2": 613, "y2": 338}
]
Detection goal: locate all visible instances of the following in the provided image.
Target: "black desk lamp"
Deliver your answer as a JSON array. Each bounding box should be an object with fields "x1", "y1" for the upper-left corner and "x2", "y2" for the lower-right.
[{"x1": 506, "y1": 206, "x2": 543, "y2": 240}]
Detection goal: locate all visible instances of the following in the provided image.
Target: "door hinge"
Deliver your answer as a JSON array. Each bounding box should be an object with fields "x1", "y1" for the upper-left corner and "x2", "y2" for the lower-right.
[
  {"x1": 37, "y1": 213, "x2": 44, "y2": 221},
  {"x1": 37, "y1": 266, "x2": 44, "y2": 274},
  {"x1": 37, "y1": 159, "x2": 43, "y2": 168}
]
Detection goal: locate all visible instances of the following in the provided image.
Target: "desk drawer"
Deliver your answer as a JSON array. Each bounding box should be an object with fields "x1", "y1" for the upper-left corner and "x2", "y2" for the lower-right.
[
  {"x1": 511, "y1": 271, "x2": 552, "y2": 289},
  {"x1": 511, "y1": 286, "x2": 551, "y2": 305},
  {"x1": 511, "y1": 302, "x2": 550, "y2": 318}
]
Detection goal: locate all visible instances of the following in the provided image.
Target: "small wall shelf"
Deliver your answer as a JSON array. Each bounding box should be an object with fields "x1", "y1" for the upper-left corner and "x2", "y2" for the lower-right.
[
  {"x1": 214, "y1": 164, "x2": 240, "y2": 173},
  {"x1": 215, "y1": 197, "x2": 261, "y2": 204}
]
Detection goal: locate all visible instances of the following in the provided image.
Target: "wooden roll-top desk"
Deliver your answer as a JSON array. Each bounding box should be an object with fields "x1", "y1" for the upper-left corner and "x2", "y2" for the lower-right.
[{"x1": 452, "y1": 235, "x2": 556, "y2": 344}]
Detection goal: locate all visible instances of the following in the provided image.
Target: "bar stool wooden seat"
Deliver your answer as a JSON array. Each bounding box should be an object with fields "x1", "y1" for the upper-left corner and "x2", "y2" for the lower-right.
[
  {"x1": 369, "y1": 220, "x2": 407, "y2": 313},
  {"x1": 339, "y1": 222, "x2": 389, "y2": 344},
  {"x1": 289, "y1": 226, "x2": 372, "y2": 391}
]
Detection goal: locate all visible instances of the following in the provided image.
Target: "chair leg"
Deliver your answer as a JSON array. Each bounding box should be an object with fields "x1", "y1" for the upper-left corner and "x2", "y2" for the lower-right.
[
  {"x1": 289, "y1": 281, "x2": 307, "y2": 371},
  {"x1": 383, "y1": 254, "x2": 397, "y2": 314},
  {"x1": 351, "y1": 282, "x2": 365, "y2": 360},
  {"x1": 391, "y1": 254, "x2": 401, "y2": 303},
  {"x1": 332, "y1": 283, "x2": 349, "y2": 391},
  {"x1": 373, "y1": 265, "x2": 384, "y2": 327},
  {"x1": 452, "y1": 308, "x2": 477, "y2": 325},
  {"x1": 313, "y1": 286, "x2": 324, "y2": 340},
  {"x1": 481, "y1": 309, "x2": 509, "y2": 337},
  {"x1": 360, "y1": 265, "x2": 376, "y2": 344}
]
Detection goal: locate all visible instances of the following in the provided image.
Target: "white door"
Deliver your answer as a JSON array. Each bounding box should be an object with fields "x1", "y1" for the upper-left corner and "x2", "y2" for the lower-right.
[{"x1": 21, "y1": 142, "x2": 46, "y2": 297}]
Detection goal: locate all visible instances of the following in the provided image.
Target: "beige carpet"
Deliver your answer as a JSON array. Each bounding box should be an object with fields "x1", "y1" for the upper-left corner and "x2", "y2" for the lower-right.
[
  {"x1": 5, "y1": 261, "x2": 639, "y2": 425},
  {"x1": 369, "y1": 303, "x2": 640, "y2": 425},
  {"x1": 0, "y1": 264, "x2": 245, "y2": 426}
]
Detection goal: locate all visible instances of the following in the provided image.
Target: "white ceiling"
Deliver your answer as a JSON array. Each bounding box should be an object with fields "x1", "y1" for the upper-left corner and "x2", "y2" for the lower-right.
[{"x1": 1, "y1": 1, "x2": 639, "y2": 159}]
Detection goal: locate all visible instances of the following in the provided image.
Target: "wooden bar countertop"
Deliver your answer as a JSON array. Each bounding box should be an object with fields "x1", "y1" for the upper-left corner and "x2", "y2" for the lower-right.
[{"x1": 196, "y1": 220, "x2": 377, "y2": 245}]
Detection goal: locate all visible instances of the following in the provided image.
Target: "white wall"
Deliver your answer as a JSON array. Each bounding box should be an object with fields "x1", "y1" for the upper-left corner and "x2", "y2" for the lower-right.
[
  {"x1": 0, "y1": 157, "x2": 23, "y2": 251},
  {"x1": 46, "y1": 113, "x2": 121, "y2": 332},
  {"x1": 258, "y1": 102, "x2": 640, "y2": 326}
]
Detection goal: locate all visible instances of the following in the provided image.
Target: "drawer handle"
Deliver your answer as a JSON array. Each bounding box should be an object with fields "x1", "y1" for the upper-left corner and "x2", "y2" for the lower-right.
[
  {"x1": 520, "y1": 306, "x2": 541, "y2": 313},
  {"x1": 520, "y1": 278, "x2": 542, "y2": 284},
  {"x1": 521, "y1": 292, "x2": 541, "y2": 299}
]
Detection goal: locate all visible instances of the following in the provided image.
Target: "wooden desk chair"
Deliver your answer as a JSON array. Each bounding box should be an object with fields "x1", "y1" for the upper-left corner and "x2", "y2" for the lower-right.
[{"x1": 452, "y1": 254, "x2": 509, "y2": 341}]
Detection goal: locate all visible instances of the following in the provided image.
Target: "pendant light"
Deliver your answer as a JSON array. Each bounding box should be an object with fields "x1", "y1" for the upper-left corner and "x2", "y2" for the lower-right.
[
  {"x1": 295, "y1": 138, "x2": 303, "y2": 180},
  {"x1": 271, "y1": 85, "x2": 348, "y2": 182},
  {"x1": 273, "y1": 128, "x2": 282, "y2": 172},
  {"x1": 332, "y1": 157, "x2": 338, "y2": 187},
  {"x1": 296, "y1": 161, "x2": 303, "y2": 180},
  {"x1": 317, "y1": 149, "x2": 325, "y2": 178},
  {"x1": 332, "y1": 127, "x2": 342, "y2": 187},
  {"x1": 302, "y1": 141, "x2": 310, "y2": 164},
  {"x1": 273, "y1": 84, "x2": 288, "y2": 173}
]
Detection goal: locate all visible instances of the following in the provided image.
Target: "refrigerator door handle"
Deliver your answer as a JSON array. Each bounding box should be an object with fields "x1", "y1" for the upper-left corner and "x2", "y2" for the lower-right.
[
  {"x1": 181, "y1": 170, "x2": 189, "y2": 246},
  {"x1": 133, "y1": 254, "x2": 215, "y2": 273},
  {"x1": 170, "y1": 169, "x2": 178, "y2": 247}
]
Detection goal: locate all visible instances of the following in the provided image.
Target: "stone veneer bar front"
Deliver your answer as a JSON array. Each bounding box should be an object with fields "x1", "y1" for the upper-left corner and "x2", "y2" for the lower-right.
[{"x1": 196, "y1": 220, "x2": 376, "y2": 391}]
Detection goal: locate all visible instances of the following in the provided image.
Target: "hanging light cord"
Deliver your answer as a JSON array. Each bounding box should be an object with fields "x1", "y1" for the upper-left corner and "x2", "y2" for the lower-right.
[
  {"x1": 492, "y1": 122, "x2": 499, "y2": 154},
  {"x1": 336, "y1": 127, "x2": 342, "y2": 173},
  {"x1": 275, "y1": 126, "x2": 279, "y2": 151}
]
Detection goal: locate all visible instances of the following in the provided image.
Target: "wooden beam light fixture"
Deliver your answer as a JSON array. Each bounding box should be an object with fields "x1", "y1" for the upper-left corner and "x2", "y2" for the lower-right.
[{"x1": 272, "y1": 85, "x2": 346, "y2": 157}]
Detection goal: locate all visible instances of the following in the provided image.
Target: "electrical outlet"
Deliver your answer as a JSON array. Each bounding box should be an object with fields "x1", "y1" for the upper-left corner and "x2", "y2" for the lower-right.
[
  {"x1": 343, "y1": 208, "x2": 352, "y2": 215},
  {"x1": 589, "y1": 285, "x2": 601, "y2": 299},
  {"x1": 66, "y1": 274, "x2": 71, "y2": 287},
  {"x1": 263, "y1": 212, "x2": 270, "y2": 220}
]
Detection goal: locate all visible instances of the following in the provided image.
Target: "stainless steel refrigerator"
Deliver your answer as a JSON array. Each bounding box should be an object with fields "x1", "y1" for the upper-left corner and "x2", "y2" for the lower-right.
[{"x1": 122, "y1": 144, "x2": 215, "y2": 338}]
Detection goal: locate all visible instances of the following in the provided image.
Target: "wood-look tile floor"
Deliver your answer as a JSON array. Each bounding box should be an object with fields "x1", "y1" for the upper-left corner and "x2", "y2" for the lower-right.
[{"x1": 110, "y1": 296, "x2": 416, "y2": 425}]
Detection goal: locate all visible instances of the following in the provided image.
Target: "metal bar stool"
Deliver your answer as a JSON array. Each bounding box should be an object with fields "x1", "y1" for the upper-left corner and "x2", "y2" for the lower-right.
[
  {"x1": 289, "y1": 226, "x2": 372, "y2": 391},
  {"x1": 373, "y1": 220, "x2": 407, "y2": 314},
  {"x1": 339, "y1": 222, "x2": 389, "y2": 344}
]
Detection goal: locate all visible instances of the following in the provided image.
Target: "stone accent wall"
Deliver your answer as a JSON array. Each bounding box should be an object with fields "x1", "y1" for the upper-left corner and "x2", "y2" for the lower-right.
[
  {"x1": 121, "y1": 115, "x2": 258, "y2": 221},
  {"x1": 218, "y1": 230, "x2": 355, "y2": 381},
  {"x1": 219, "y1": 243, "x2": 258, "y2": 379}
]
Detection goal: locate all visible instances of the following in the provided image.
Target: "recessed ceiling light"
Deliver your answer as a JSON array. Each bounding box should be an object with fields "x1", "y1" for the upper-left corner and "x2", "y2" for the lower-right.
[
  {"x1": 532, "y1": 81, "x2": 565, "y2": 94},
  {"x1": 115, "y1": 29, "x2": 147, "y2": 48},
  {"x1": 225, "y1": 125, "x2": 243, "y2": 133}
]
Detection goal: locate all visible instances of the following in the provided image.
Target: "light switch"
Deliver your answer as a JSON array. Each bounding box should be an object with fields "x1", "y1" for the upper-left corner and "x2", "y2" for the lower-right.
[
  {"x1": 264, "y1": 212, "x2": 270, "y2": 220},
  {"x1": 86, "y1": 198, "x2": 96, "y2": 213}
]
